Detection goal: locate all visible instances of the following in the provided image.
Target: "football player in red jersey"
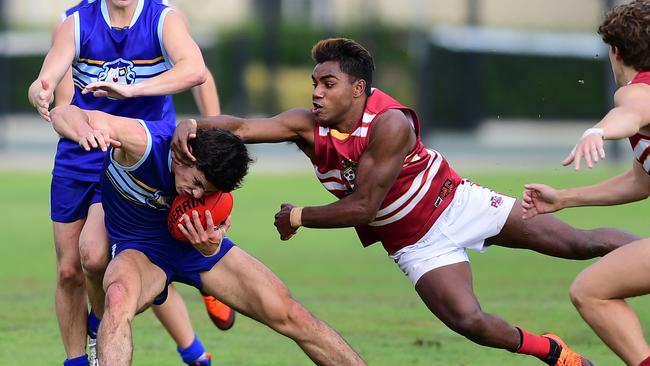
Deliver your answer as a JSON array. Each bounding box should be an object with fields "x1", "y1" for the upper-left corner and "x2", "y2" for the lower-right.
[
  {"x1": 523, "y1": 2, "x2": 650, "y2": 365},
  {"x1": 172, "y1": 38, "x2": 639, "y2": 365}
]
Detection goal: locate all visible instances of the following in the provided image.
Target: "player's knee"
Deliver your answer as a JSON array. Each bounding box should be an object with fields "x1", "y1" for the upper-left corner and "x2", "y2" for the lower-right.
[
  {"x1": 265, "y1": 297, "x2": 311, "y2": 337},
  {"x1": 79, "y1": 238, "x2": 108, "y2": 276},
  {"x1": 447, "y1": 310, "x2": 489, "y2": 339},
  {"x1": 104, "y1": 283, "x2": 135, "y2": 320},
  {"x1": 56, "y1": 261, "x2": 84, "y2": 288},
  {"x1": 569, "y1": 276, "x2": 595, "y2": 310}
]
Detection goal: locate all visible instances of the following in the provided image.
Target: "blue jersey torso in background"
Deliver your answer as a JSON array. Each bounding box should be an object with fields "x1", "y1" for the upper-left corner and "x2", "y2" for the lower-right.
[
  {"x1": 54, "y1": 0, "x2": 176, "y2": 181},
  {"x1": 101, "y1": 120, "x2": 177, "y2": 244}
]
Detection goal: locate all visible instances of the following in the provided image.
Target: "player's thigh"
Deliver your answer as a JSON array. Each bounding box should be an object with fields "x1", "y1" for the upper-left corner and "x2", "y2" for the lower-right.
[
  {"x1": 53, "y1": 220, "x2": 85, "y2": 265},
  {"x1": 200, "y1": 247, "x2": 291, "y2": 322},
  {"x1": 415, "y1": 261, "x2": 482, "y2": 324},
  {"x1": 574, "y1": 238, "x2": 650, "y2": 299},
  {"x1": 487, "y1": 200, "x2": 581, "y2": 253},
  {"x1": 103, "y1": 249, "x2": 167, "y2": 313},
  {"x1": 79, "y1": 203, "x2": 109, "y2": 271}
]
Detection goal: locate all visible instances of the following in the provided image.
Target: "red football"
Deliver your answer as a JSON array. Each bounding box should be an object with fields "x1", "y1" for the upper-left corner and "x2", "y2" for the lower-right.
[{"x1": 167, "y1": 192, "x2": 233, "y2": 242}]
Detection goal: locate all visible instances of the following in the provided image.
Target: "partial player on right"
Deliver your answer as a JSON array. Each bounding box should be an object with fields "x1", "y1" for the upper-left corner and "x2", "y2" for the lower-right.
[{"x1": 522, "y1": 2, "x2": 650, "y2": 366}]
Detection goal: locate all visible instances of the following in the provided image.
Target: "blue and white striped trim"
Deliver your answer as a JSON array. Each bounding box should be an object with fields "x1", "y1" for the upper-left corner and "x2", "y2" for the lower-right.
[
  {"x1": 73, "y1": 11, "x2": 80, "y2": 60},
  {"x1": 157, "y1": 7, "x2": 174, "y2": 68},
  {"x1": 109, "y1": 119, "x2": 152, "y2": 171}
]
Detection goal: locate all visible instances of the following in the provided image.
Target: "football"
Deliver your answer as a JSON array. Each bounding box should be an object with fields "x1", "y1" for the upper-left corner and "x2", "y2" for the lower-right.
[{"x1": 167, "y1": 192, "x2": 234, "y2": 242}]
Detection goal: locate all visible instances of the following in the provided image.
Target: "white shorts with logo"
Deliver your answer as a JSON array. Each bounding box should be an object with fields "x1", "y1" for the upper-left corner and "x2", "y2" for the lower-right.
[{"x1": 389, "y1": 180, "x2": 515, "y2": 286}]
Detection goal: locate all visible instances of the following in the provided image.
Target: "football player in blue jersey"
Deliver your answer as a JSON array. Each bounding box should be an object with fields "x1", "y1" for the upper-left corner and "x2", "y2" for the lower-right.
[
  {"x1": 47, "y1": 104, "x2": 366, "y2": 366},
  {"x1": 29, "y1": 1, "x2": 227, "y2": 365}
]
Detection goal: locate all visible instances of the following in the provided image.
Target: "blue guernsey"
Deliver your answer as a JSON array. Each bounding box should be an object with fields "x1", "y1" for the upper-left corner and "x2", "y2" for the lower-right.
[
  {"x1": 101, "y1": 119, "x2": 176, "y2": 244},
  {"x1": 54, "y1": 0, "x2": 176, "y2": 181}
]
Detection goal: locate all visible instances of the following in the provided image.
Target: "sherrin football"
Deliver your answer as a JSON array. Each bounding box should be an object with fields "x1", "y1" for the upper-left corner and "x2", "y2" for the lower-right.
[{"x1": 167, "y1": 192, "x2": 233, "y2": 242}]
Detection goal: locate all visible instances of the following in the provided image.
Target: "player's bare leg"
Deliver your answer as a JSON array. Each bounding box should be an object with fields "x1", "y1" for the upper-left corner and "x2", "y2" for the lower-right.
[
  {"x1": 200, "y1": 247, "x2": 366, "y2": 366},
  {"x1": 79, "y1": 203, "x2": 110, "y2": 316},
  {"x1": 53, "y1": 220, "x2": 88, "y2": 359},
  {"x1": 97, "y1": 249, "x2": 166, "y2": 366},
  {"x1": 153, "y1": 285, "x2": 196, "y2": 348},
  {"x1": 488, "y1": 200, "x2": 639, "y2": 258},
  {"x1": 415, "y1": 261, "x2": 521, "y2": 349},
  {"x1": 570, "y1": 238, "x2": 650, "y2": 366},
  {"x1": 415, "y1": 261, "x2": 593, "y2": 365}
]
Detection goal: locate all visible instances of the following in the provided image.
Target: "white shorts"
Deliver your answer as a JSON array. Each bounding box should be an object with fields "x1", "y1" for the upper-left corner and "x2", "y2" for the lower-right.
[{"x1": 389, "y1": 180, "x2": 515, "y2": 285}]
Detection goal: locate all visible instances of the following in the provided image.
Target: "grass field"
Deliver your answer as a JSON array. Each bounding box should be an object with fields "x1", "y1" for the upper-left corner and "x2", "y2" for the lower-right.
[{"x1": 0, "y1": 167, "x2": 648, "y2": 365}]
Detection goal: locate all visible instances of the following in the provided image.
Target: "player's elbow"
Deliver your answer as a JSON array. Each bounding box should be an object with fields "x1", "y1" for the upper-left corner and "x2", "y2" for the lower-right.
[
  {"x1": 187, "y1": 66, "x2": 207, "y2": 87},
  {"x1": 640, "y1": 188, "x2": 650, "y2": 200},
  {"x1": 354, "y1": 204, "x2": 379, "y2": 225},
  {"x1": 49, "y1": 105, "x2": 68, "y2": 128}
]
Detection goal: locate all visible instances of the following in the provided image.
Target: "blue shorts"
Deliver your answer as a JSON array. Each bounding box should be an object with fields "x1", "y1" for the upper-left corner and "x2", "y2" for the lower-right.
[
  {"x1": 111, "y1": 236, "x2": 235, "y2": 305},
  {"x1": 50, "y1": 175, "x2": 102, "y2": 223}
]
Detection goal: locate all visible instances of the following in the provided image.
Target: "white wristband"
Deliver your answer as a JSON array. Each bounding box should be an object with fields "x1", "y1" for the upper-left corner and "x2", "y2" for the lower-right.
[{"x1": 582, "y1": 128, "x2": 604, "y2": 139}]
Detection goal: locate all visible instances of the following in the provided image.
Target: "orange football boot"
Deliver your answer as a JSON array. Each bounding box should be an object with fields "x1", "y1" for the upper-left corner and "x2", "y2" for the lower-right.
[
  {"x1": 543, "y1": 334, "x2": 594, "y2": 366},
  {"x1": 202, "y1": 294, "x2": 235, "y2": 330}
]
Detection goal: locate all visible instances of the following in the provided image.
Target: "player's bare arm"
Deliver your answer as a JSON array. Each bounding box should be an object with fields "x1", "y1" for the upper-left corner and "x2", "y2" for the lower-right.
[
  {"x1": 28, "y1": 16, "x2": 76, "y2": 121},
  {"x1": 171, "y1": 108, "x2": 315, "y2": 164},
  {"x1": 274, "y1": 109, "x2": 415, "y2": 239},
  {"x1": 50, "y1": 106, "x2": 147, "y2": 165},
  {"x1": 164, "y1": 1, "x2": 220, "y2": 116},
  {"x1": 82, "y1": 11, "x2": 206, "y2": 99},
  {"x1": 523, "y1": 160, "x2": 650, "y2": 219},
  {"x1": 191, "y1": 70, "x2": 220, "y2": 116},
  {"x1": 51, "y1": 20, "x2": 74, "y2": 108},
  {"x1": 564, "y1": 84, "x2": 650, "y2": 170}
]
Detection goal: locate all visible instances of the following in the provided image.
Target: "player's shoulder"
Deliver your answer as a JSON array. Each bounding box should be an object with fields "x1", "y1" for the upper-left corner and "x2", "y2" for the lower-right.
[
  {"x1": 615, "y1": 81, "x2": 650, "y2": 105},
  {"x1": 61, "y1": 0, "x2": 95, "y2": 20},
  {"x1": 373, "y1": 109, "x2": 411, "y2": 129}
]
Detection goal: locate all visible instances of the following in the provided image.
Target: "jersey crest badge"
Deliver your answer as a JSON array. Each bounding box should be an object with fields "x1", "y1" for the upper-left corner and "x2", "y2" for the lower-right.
[
  {"x1": 98, "y1": 58, "x2": 136, "y2": 84},
  {"x1": 341, "y1": 158, "x2": 358, "y2": 190},
  {"x1": 146, "y1": 191, "x2": 172, "y2": 210}
]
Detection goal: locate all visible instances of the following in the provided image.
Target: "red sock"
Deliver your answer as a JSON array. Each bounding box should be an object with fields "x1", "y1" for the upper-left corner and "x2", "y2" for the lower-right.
[
  {"x1": 514, "y1": 327, "x2": 551, "y2": 359},
  {"x1": 639, "y1": 355, "x2": 650, "y2": 366}
]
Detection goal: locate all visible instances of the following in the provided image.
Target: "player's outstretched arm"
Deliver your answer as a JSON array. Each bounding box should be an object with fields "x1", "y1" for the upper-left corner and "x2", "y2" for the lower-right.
[
  {"x1": 171, "y1": 109, "x2": 314, "y2": 164},
  {"x1": 274, "y1": 110, "x2": 414, "y2": 240},
  {"x1": 564, "y1": 84, "x2": 650, "y2": 170},
  {"x1": 82, "y1": 10, "x2": 206, "y2": 99},
  {"x1": 523, "y1": 162, "x2": 650, "y2": 219},
  {"x1": 50, "y1": 105, "x2": 148, "y2": 164},
  {"x1": 28, "y1": 16, "x2": 76, "y2": 121}
]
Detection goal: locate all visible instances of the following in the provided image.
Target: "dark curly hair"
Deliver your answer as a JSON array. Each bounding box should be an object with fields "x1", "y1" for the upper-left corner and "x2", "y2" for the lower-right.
[
  {"x1": 189, "y1": 128, "x2": 252, "y2": 192},
  {"x1": 599, "y1": 0, "x2": 650, "y2": 70},
  {"x1": 311, "y1": 38, "x2": 375, "y2": 96}
]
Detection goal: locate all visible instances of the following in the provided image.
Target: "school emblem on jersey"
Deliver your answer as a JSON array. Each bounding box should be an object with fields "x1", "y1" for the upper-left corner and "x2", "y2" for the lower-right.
[
  {"x1": 434, "y1": 179, "x2": 454, "y2": 207},
  {"x1": 145, "y1": 191, "x2": 172, "y2": 210},
  {"x1": 341, "y1": 158, "x2": 358, "y2": 190},
  {"x1": 98, "y1": 58, "x2": 136, "y2": 84},
  {"x1": 490, "y1": 195, "x2": 503, "y2": 208}
]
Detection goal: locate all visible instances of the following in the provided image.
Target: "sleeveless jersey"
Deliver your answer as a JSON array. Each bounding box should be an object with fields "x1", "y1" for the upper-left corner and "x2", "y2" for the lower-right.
[
  {"x1": 61, "y1": 0, "x2": 95, "y2": 21},
  {"x1": 311, "y1": 89, "x2": 462, "y2": 255},
  {"x1": 54, "y1": 0, "x2": 176, "y2": 181},
  {"x1": 628, "y1": 72, "x2": 650, "y2": 175},
  {"x1": 62, "y1": 0, "x2": 171, "y2": 21},
  {"x1": 101, "y1": 119, "x2": 177, "y2": 244}
]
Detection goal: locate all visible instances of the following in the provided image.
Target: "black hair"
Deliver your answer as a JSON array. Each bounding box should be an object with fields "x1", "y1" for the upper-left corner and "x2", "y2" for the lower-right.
[
  {"x1": 311, "y1": 38, "x2": 375, "y2": 96},
  {"x1": 189, "y1": 128, "x2": 252, "y2": 192}
]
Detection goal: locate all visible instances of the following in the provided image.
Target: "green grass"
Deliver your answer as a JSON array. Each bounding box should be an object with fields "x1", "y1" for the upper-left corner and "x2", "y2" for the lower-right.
[{"x1": 0, "y1": 167, "x2": 648, "y2": 365}]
